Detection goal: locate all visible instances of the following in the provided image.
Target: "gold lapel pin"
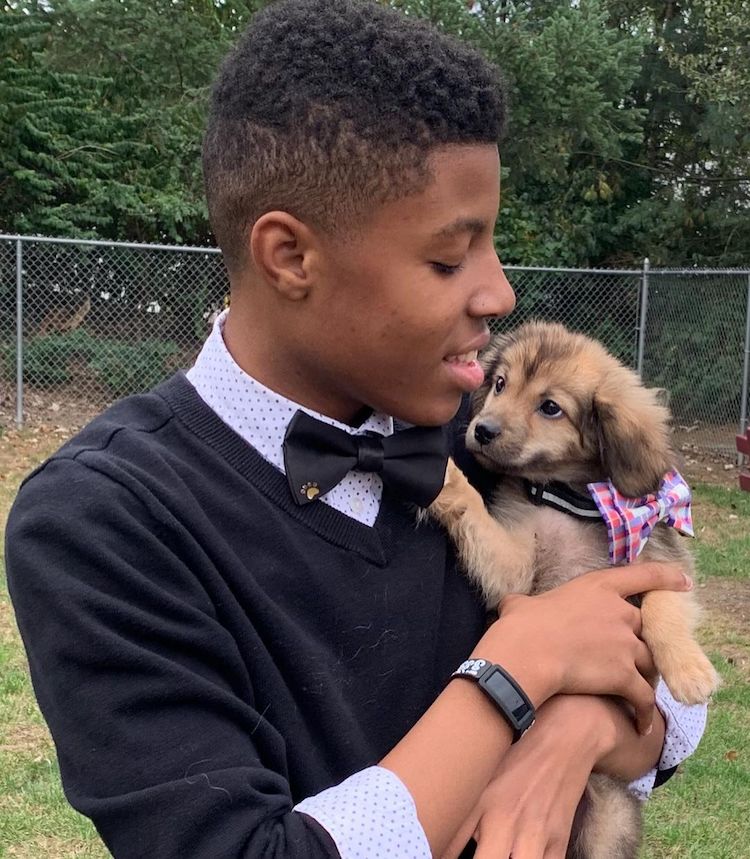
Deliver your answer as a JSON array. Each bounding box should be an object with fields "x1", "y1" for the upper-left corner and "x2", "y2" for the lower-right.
[{"x1": 301, "y1": 482, "x2": 320, "y2": 500}]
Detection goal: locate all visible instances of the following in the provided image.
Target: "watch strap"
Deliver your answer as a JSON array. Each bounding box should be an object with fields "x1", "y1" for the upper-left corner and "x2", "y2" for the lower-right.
[{"x1": 452, "y1": 658, "x2": 535, "y2": 742}]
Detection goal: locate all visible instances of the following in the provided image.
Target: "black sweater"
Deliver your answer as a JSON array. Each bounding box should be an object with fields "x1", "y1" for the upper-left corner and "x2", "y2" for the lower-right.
[{"x1": 6, "y1": 373, "x2": 486, "y2": 858}]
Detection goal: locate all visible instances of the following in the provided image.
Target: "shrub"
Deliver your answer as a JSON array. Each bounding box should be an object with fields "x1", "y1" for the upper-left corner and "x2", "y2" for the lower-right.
[
  {"x1": 7, "y1": 330, "x2": 179, "y2": 397},
  {"x1": 20, "y1": 330, "x2": 98, "y2": 387},
  {"x1": 88, "y1": 339, "x2": 179, "y2": 398}
]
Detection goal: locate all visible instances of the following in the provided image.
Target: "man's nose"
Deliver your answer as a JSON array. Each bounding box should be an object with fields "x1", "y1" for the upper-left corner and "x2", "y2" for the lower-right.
[{"x1": 470, "y1": 252, "x2": 516, "y2": 319}]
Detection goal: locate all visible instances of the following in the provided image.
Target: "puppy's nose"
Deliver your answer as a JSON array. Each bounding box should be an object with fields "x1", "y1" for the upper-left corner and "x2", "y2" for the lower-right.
[{"x1": 474, "y1": 420, "x2": 502, "y2": 446}]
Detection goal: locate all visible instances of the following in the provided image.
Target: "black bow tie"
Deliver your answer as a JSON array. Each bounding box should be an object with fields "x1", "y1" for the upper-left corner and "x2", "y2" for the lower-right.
[{"x1": 282, "y1": 410, "x2": 448, "y2": 508}]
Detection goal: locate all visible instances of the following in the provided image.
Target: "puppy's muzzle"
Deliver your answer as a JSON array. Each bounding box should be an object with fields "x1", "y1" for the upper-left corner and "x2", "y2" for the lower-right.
[{"x1": 474, "y1": 420, "x2": 502, "y2": 446}]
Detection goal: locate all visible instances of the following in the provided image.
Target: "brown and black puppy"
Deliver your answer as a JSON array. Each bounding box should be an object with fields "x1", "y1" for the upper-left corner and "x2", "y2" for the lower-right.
[{"x1": 429, "y1": 320, "x2": 718, "y2": 859}]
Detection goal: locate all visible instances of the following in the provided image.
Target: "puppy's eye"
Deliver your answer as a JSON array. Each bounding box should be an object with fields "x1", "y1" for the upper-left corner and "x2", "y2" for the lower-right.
[
  {"x1": 494, "y1": 376, "x2": 505, "y2": 395},
  {"x1": 539, "y1": 399, "x2": 563, "y2": 419}
]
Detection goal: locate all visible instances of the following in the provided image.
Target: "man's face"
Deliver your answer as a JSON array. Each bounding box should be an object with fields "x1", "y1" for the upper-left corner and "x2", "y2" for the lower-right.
[{"x1": 270, "y1": 144, "x2": 515, "y2": 425}]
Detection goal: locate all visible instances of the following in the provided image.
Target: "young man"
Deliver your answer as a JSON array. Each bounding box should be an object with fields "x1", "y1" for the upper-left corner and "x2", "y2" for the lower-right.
[{"x1": 7, "y1": 2, "x2": 704, "y2": 857}]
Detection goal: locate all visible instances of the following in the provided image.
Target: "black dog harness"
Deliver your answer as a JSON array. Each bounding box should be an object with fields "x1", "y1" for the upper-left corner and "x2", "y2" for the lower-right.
[
  {"x1": 523, "y1": 479, "x2": 602, "y2": 520},
  {"x1": 523, "y1": 478, "x2": 642, "y2": 607}
]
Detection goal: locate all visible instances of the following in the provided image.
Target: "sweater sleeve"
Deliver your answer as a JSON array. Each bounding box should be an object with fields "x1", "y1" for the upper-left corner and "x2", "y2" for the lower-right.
[{"x1": 5, "y1": 457, "x2": 340, "y2": 859}]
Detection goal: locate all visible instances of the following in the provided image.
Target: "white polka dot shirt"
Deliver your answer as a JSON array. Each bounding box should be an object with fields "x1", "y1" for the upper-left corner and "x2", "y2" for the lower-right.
[
  {"x1": 186, "y1": 310, "x2": 391, "y2": 527},
  {"x1": 295, "y1": 767, "x2": 431, "y2": 858},
  {"x1": 185, "y1": 310, "x2": 707, "y2": 855},
  {"x1": 630, "y1": 678, "x2": 708, "y2": 801}
]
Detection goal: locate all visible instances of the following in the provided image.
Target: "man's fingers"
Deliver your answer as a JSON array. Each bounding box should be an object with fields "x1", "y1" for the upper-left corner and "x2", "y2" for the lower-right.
[
  {"x1": 625, "y1": 601, "x2": 643, "y2": 636},
  {"x1": 634, "y1": 639, "x2": 657, "y2": 680},
  {"x1": 439, "y1": 813, "x2": 481, "y2": 859},
  {"x1": 628, "y1": 676, "x2": 657, "y2": 735},
  {"x1": 473, "y1": 828, "x2": 513, "y2": 859},
  {"x1": 506, "y1": 834, "x2": 548, "y2": 859},
  {"x1": 607, "y1": 562, "x2": 692, "y2": 598}
]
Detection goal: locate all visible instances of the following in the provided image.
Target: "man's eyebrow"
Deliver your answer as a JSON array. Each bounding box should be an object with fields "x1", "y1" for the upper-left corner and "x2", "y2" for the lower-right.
[{"x1": 430, "y1": 217, "x2": 488, "y2": 240}]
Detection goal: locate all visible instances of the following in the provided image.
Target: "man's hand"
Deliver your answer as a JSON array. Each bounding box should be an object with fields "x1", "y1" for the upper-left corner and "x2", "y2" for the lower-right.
[
  {"x1": 485, "y1": 563, "x2": 692, "y2": 734},
  {"x1": 440, "y1": 694, "x2": 664, "y2": 859},
  {"x1": 384, "y1": 563, "x2": 684, "y2": 858}
]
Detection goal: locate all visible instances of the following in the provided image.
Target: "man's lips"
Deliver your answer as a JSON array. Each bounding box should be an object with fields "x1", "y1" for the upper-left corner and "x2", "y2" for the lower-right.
[
  {"x1": 444, "y1": 349, "x2": 479, "y2": 365},
  {"x1": 442, "y1": 333, "x2": 489, "y2": 391},
  {"x1": 443, "y1": 331, "x2": 491, "y2": 363},
  {"x1": 442, "y1": 357, "x2": 484, "y2": 391}
]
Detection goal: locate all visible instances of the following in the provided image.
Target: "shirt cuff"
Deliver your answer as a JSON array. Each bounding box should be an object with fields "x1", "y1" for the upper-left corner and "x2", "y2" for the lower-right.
[
  {"x1": 294, "y1": 766, "x2": 431, "y2": 859},
  {"x1": 628, "y1": 678, "x2": 708, "y2": 801}
]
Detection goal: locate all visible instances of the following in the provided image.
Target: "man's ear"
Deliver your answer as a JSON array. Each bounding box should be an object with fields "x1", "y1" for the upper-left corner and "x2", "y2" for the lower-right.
[{"x1": 249, "y1": 211, "x2": 319, "y2": 301}]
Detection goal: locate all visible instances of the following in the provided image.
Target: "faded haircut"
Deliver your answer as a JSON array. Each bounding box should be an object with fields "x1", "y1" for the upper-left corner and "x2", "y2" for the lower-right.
[{"x1": 203, "y1": 0, "x2": 506, "y2": 273}]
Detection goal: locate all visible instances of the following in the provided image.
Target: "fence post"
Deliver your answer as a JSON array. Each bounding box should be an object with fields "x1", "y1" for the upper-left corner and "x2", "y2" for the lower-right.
[
  {"x1": 636, "y1": 257, "x2": 650, "y2": 378},
  {"x1": 15, "y1": 238, "x2": 24, "y2": 428},
  {"x1": 739, "y1": 273, "x2": 750, "y2": 465}
]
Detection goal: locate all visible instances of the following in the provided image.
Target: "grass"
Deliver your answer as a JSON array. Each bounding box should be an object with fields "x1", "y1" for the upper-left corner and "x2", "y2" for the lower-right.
[
  {"x1": 642, "y1": 656, "x2": 750, "y2": 858},
  {"x1": 0, "y1": 442, "x2": 748, "y2": 858},
  {"x1": 639, "y1": 482, "x2": 750, "y2": 858},
  {"x1": 692, "y1": 484, "x2": 750, "y2": 580}
]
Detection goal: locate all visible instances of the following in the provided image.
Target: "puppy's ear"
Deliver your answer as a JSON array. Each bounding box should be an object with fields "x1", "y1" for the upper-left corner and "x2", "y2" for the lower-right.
[{"x1": 592, "y1": 365, "x2": 674, "y2": 497}]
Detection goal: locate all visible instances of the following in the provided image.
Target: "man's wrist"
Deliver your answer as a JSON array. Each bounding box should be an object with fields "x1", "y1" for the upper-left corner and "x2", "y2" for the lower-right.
[
  {"x1": 451, "y1": 659, "x2": 536, "y2": 742},
  {"x1": 508, "y1": 695, "x2": 608, "y2": 778},
  {"x1": 475, "y1": 620, "x2": 560, "y2": 709},
  {"x1": 540, "y1": 695, "x2": 618, "y2": 764}
]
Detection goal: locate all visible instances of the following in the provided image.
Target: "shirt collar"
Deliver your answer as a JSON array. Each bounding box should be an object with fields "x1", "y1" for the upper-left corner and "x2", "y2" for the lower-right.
[{"x1": 186, "y1": 309, "x2": 393, "y2": 473}]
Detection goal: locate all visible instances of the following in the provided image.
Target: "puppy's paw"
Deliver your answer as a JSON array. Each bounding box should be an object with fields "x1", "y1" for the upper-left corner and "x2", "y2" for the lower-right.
[
  {"x1": 659, "y1": 648, "x2": 721, "y2": 705},
  {"x1": 429, "y1": 458, "x2": 481, "y2": 529}
]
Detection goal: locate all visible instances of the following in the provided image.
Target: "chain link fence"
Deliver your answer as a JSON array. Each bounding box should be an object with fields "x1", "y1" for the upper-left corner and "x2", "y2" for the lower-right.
[
  {"x1": 494, "y1": 267, "x2": 642, "y2": 365},
  {"x1": 0, "y1": 235, "x2": 228, "y2": 428},
  {"x1": 498, "y1": 265, "x2": 750, "y2": 463},
  {"x1": 639, "y1": 270, "x2": 750, "y2": 463},
  {"x1": 1, "y1": 235, "x2": 748, "y2": 462}
]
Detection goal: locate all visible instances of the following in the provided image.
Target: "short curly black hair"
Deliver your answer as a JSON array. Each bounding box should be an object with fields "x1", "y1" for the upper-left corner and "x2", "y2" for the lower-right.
[{"x1": 203, "y1": 0, "x2": 506, "y2": 273}]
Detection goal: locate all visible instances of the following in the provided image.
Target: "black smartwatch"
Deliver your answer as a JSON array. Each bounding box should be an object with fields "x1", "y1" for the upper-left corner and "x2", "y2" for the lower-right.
[{"x1": 451, "y1": 658, "x2": 535, "y2": 742}]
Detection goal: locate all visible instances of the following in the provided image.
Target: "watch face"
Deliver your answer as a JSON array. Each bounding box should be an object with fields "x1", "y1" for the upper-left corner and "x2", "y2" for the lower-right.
[{"x1": 483, "y1": 669, "x2": 529, "y2": 721}]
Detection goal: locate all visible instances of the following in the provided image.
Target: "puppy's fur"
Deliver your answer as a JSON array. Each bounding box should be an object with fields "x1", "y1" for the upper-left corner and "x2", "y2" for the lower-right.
[{"x1": 430, "y1": 321, "x2": 718, "y2": 859}]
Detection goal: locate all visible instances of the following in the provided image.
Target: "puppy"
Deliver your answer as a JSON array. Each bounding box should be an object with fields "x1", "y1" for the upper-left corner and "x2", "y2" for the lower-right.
[{"x1": 430, "y1": 321, "x2": 718, "y2": 859}]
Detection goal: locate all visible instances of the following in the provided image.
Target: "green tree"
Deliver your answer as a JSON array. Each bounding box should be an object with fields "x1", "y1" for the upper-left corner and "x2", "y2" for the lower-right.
[
  {"x1": 0, "y1": 2, "x2": 145, "y2": 237},
  {"x1": 2, "y1": 0, "x2": 749, "y2": 266},
  {"x1": 393, "y1": 0, "x2": 648, "y2": 265},
  {"x1": 603, "y1": 0, "x2": 750, "y2": 265},
  {"x1": 1, "y1": 0, "x2": 265, "y2": 243}
]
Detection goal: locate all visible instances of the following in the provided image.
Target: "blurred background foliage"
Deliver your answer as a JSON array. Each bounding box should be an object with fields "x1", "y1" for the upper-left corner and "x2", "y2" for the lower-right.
[{"x1": 2, "y1": 0, "x2": 749, "y2": 268}]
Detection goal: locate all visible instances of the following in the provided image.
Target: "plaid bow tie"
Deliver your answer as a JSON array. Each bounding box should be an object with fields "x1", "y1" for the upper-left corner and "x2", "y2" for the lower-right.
[
  {"x1": 282, "y1": 410, "x2": 449, "y2": 508},
  {"x1": 587, "y1": 469, "x2": 694, "y2": 564}
]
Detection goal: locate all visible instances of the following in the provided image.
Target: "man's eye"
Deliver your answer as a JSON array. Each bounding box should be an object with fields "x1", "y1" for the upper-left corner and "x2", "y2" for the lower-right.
[
  {"x1": 539, "y1": 400, "x2": 564, "y2": 419},
  {"x1": 494, "y1": 376, "x2": 505, "y2": 394},
  {"x1": 431, "y1": 261, "x2": 465, "y2": 276}
]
